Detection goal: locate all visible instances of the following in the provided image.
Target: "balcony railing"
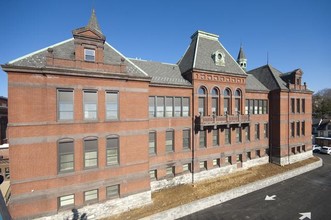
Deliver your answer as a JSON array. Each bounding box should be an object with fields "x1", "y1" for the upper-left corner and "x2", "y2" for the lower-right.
[{"x1": 196, "y1": 113, "x2": 250, "y2": 130}]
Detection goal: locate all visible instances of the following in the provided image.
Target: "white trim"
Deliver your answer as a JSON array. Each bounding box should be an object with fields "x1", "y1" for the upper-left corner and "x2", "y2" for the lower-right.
[
  {"x1": 192, "y1": 35, "x2": 200, "y2": 69},
  {"x1": 105, "y1": 42, "x2": 148, "y2": 76},
  {"x1": 8, "y1": 38, "x2": 74, "y2": 64}
]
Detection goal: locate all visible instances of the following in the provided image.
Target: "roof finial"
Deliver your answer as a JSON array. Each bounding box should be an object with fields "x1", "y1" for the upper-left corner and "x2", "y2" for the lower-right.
[{"x1": 88, "y1": 9, "x2": 102, "y2": 34}]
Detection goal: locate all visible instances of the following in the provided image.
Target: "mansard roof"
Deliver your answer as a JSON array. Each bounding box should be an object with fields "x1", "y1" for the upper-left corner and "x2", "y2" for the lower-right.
[
  {"x1": 5, "y1": 39, "x2": 148, "y2": 78},
  {"x1": 130, "y1": 59, "x2": 192, "y2": 87},
  {"x1": 247, "y1": 64, "x2": 288, "y2": 91},
  {"x1": 178, "y1": 30, "x2": 247, "y2": 76},
  {"x1": 245, "y1": 74, "x2": 269, "y2": 92}
]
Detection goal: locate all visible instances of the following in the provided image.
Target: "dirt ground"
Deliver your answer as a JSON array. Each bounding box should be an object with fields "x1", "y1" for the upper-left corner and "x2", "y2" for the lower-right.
[{"x1": 104, "y1": 157, "x2": 319, "y2": 220}]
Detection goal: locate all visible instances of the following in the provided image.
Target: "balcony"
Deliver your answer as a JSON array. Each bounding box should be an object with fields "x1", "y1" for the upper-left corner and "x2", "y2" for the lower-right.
[{"x1": 196, "y1": 113, "x2": 250, "y2": 130}]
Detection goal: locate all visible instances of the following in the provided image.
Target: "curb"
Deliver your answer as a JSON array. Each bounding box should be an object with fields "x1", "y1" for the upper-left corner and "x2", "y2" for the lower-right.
[{"x1": 140, "y1": 158, "x2": 323, "y2": 220}]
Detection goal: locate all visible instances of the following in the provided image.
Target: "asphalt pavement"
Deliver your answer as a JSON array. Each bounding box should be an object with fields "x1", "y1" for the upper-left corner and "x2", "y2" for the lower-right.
[{"x1": 179, "y1": 153, "x2": 331, "y2": 220}]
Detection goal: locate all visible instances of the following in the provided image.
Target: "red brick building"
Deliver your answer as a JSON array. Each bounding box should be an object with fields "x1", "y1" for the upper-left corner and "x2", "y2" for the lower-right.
[{"x1": 1, "y1": 10, "x2": 313, "y2": 219}]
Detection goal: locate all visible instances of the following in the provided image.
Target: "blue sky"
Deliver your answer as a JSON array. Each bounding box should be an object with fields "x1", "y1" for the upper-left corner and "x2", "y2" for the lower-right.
[{"x1": 1, "y1": 0, "x2": 330, "y2": 97}]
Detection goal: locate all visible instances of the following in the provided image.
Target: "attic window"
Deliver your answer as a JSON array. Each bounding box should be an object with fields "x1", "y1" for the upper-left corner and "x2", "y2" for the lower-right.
[
  {"x1": 84, "y1": 49, "x2": 95, "y2": 62},
  {"x1": 212, "y1": 51, "x2": 225, "y2": 66}
]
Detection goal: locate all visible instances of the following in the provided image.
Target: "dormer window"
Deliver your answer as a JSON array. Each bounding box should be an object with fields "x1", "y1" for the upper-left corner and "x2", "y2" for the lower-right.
[
  {"x1": 84, "y1": 48, "x2": 95, "y2": 62},
  {"x1": 212, "y1": 50, "x2": 225, "y2": 66}
]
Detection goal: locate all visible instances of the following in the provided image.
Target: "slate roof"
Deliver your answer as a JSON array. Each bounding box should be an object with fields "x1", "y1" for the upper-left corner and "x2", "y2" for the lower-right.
[
  {"x1": 130, "y1": 59, "x2": 192, "y2": 86},
  {"x1": 247, "y1": 64, "x2": 288, "y2": 91},
  {"x1": 6, "y1": 39, "x2": 148, "y2": 78},
  {"x1": 237, "y1": 46, "x2": 246, "y2": 60},
  {"x1": 245, "y1": 74, "x2": 269, "y2": 92},
  {"x1": 178, "y1": 30, "x2": 246, "y2": 76}
]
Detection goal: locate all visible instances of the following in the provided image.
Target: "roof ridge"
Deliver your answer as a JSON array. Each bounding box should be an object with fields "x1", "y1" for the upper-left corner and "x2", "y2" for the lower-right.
[{"x1": 8, "y1": 38, "x2": 74, "y2": 64}]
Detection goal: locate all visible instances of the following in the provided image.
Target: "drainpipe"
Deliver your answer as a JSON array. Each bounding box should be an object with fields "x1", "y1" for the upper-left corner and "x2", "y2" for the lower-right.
[
  {"x1": 191, "y1": 80, "x2": 195, "y2": 186},
  {"x1": 287, "y1": 81, "x2": 290, "y2": 165}
]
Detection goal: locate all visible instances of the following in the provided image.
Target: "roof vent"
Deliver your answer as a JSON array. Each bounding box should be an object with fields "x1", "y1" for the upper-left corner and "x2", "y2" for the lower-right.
[{"x1": 212, "y1": 50, "x2": 225, "y2": 66}]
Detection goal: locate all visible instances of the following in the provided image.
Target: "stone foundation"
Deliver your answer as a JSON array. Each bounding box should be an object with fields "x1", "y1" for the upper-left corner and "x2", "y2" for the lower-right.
[{"x1": 271, "y1": 150, "x2": 313, "y2": 166}]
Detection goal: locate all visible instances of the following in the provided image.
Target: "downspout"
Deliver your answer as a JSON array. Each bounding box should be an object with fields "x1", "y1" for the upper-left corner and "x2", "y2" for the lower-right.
[
  {"x1": 191, "y1": 75, "x2": 195, "y2": 186},
  {"x1": 287, "y1": 81, "x2": 290, "y2": 165}
]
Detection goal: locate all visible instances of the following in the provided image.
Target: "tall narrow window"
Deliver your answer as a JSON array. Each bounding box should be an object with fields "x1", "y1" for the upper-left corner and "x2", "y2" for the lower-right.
[
  {"x1": 84, "y1": 48, "x2": 95, "y2": 62},
  {"x1": 107, "y1": 136, "x2": 119, "y2": 165},
  {"x1": 174, "y1": 97, "x2": 181, "y2": 117},
  {"x1": 259, "y1": 100, "x2": 263, "y2": 114},
  {"x1": 211, "y1": 88, "x2": 219, "y2": 115},
  {"x1": 236, "y1": 127, "x2": 242, "y2": 143},
  {"x1": 245, "y1": 99, "x2": 249, "y2": 115},
  {"x1": 182, "y1": 97, "x2": 189, "y2": 117},
  {"x1": 296, "y1": 99, "x2": 300, "y2": 113},
  {"x1": 249, "y1": 100, "x2": 254, "y2": 115},
  {"x1": 165, "y1": 97, "x2": 173, "y2": 117},
  {"x1": 183, "y1": 129, "x2": 190, "y2": 150},
  {"x1": 199, "y1": 130, "x2": 206, "y2": 148},
  {"x1": 213, "y1": 129, "x2": 219, "y2": 146},
  {"x1": 84, "y1": 138, "x2": 98, "y2": 169},
  {"x1": 58, "y1": 89, "x2": 74, "y2": 120},
  {"x1": 255, "y1": 124, "x2": 260, "y2": 140},
  {"x1": 157, "y1": 97, "x2": 165, "y2": 117},
  {"x1": 264, "y1": 123, "x2": 269, "y2": 138},
  {"x1": 58, "y1": 139, "x2": 74, "y2": 173},
  {"x1": 262, "y1": 100, "x2": 268, "y2": 114},
  {"x1": 223, "y1": 88, "x2": 231, "y2": 115},
  {"x1": 149, "y1": 132, "x2": 156, "y2": 155},
  {"x1": 291, "y1": 122, "x2": 295, "y2": 137},
  {"x1": 296, "y1": 121, "x2": 300, "y2": 136},
  {"x1": 225, "y1": 128, "x2": 231, "y2": 144},
  {"x1": 301, "y1": 121, "x2": 305, "y2": 136},
  {"x1": 166, "y1": 130, "x2": 174, "y2": 152},
  {"x1": 245, "y1": 125, "x2": 250, "y2": 141},
  {"x1": 254, "y1": 100, "x2": 258, "y2": 114},
  {"x1": 84, "y1": 90, "x2": 97, "y2": 120},
  {"x1": 234, "y1": 89, "x2": 241, "y2": 114},
  {"x1": 291, "y1": 98, "x2": 295, "y2": 113},
  {"x1": 302, "y1": 99, "x2": 305, "y2": 113},
  {"x1": 149, "y1": 96, "x2": 155, "y2": 117},
  {"x1": 106, "y1": 92, "x2": 118, "y2": 120},
  {"x1": 198, "y1": 87, "x2": 206, "y2": 116}
]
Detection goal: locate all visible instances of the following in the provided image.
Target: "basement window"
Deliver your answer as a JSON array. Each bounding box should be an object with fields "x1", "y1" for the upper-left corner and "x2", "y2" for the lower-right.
[{"x1": 84, "y1": 48, "x2": 95, "y2": 62}]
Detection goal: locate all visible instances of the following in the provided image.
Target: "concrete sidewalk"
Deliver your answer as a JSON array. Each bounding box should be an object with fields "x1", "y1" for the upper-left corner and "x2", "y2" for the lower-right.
[{"x1": 141, "y1": 158, "x2": 323, "y2": 220}]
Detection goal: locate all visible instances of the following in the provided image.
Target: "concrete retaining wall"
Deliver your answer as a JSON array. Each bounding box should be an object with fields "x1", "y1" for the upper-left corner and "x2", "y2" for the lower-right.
[{"x1": 141, "y1": 157, "x2": 322, "y2": 220}]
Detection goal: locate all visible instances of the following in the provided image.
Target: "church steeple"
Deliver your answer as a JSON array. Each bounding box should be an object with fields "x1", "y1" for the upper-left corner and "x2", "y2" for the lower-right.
[
  {"x1": 237, "y1": 46, "x2": 247, "y2": 71},
  {"x1": 87, "y1": 9, "x2": 102, "y2": 34}
]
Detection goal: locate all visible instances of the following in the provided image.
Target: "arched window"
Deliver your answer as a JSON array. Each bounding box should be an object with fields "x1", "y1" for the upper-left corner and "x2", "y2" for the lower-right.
[
  {"x1": 223, "y1": 88, "x2": 231, "y2": 115},
  {"x1": 211, "y1": 87, "x2": 219, "y2": 115},
  {"x1": 198, "y1": 86, "x2": 207, "y2": 116},
  {"x1": 234, "y1": 89, "x2": 241, "y2": 114}
]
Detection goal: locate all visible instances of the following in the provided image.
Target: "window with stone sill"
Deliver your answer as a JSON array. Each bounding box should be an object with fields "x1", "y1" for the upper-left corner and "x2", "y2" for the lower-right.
[{"x1": 84, "y1": 48, "x2": 95, "y2": 62}]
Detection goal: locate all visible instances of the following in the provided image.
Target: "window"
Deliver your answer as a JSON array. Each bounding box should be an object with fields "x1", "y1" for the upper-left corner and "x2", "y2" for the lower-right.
[
  {"x1": 291, "y1": 147, "x2": 296, "y2": 154},
  {"x1": 302, "y1": 99, "x2": 305, "y2": 113},
  {"x1": 264, "y1": 123, "x2": 269, "y2": 138},
  {"x1": 84, "y1": 138, "x2": 98, "y2": 169},
  {"x1": 211, "y1": 88, "x2": 219, "y2": 115},
  {"x1": 227, "y1": 156, "x2": 232, "y2": 164},
  {"x1": 183, "y1": 163, "x2": 191, "y2": 172},
  {"x1": 165, "y1": 97, "x2": 173, "y2": 117},
  {"x1": 149, "y1": 132, "x2": 156, "y2": 155},
  {"x1": 166, "y1": 130, "x2": 174, "y2": 152},
  {"x1": 296, "y1": 121, "x2": 300, "y2": 136},
  {"x1": 166, "y1": 166, "x2": 175, "y2": 177},
  {"x1": 198, "y1": 87, "x2": 206, "y2": 116},
  {"x1": 236, "y1": 127, "x2": 242, "y2": 143},
  {"x1": 262, "y1": 100, "x2": 268, "y2": 114},
  {"x1": 59, "y1": 194, "x2": 74, "y2": 208},
  {"x1": 157, "y1": 97, "x2": 165, "y2": 117},
  {"x1": 182, "y1": 97, "x2": 190, "y2": 116},
  {"x1": 223, "y1": 88, "x2": 231, "y2": 115},
  {"x1": 291, "y1": 122, "x2": 295, "y2": 137},
  {"x1": 84, "y1": 48, "x2": 95, "y2": 62},
  {"x1": 200, "y1": 161, "x2": 207, "y2": 170},
  {"x1": 149, "y1": 97, "x2": 155, "y2": 117},
  {"x1": 200, "y1": 130, "x2": 206, "y2": 148},
  {"x1": 247, "y1": 152, "x2": 251, "y2": 160},
  {"x1": 234, "y1": 90, "x2": 241, "y2": 114},
  {"x1": 174, "y1": 97, "x2": 181, "y2": 117},
  {"x1": 150, "y1": 170, "x2": 157, "y2": 181},
  {"x1": 254, "y1": 100, "x2": 258, "y2": 114},
  {"x1": 301, "y1": 121, "x2": 305, "y2": 136},
  {"x1": 213, "y1": 129, "x2": 219, "y2": 146},
  {"x1": 84, "y1": 189, "x2": 98, "y2": 203},
  {"x1": 84, "y1": 90, "x2": 97, "y2": 120},
  {"x1": 245, "y1": 126, "x2": 250, "y2": 141},
  {"x1": 107, "y1": 185, "x2": 119, "y2": 198},
  {"x1": 245, "y1": 100, "x2": 249, "y2": 115},
  {"x1": 249, "y1": 100, "x2": 254, "y2": 115},
  {"x1": 106, "y1": 92, "x2": 118, "y2": 120},
  {"x1": 58, "y1": 89, "x2": 74, "y2": 120},
  {"x1": 259, "y1": 100, "x2": 263, "y2": 114},
  {"x1": 213, "y1": 159, "x2": 220, "y2": 167},
  {"x1": 237, "y1": 154, "x2": 242, "y2": 163},
  {"x1": 225, "y1": 128, "x2": 231, "y2": 144},
  {"x1": 5, "y1": 168, "x2": 9, "y2": 179},
  {"x1": 58, "y1": 139, "x2": 74, "y2": 173},
  {"x1": 296, "y1": 99, "x2": 300, "y2": 113},
  {"x1": 107, "y1": 136, "x2": 119, "y2": 165},
  {"x1": 183, "y1": 129, "x2": 190, "y2": 150},
  {"x1": 256, "y1": 149, "x2": 261, "y2": 157},
  {"x1": 291, "y1": 98, "x2": 295, "y2": 113},
  {"x1": 255, "y1": 124, "x2": 260, "y2": 140}
]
